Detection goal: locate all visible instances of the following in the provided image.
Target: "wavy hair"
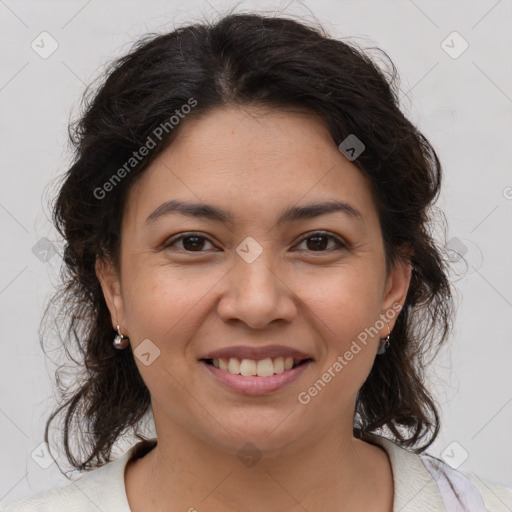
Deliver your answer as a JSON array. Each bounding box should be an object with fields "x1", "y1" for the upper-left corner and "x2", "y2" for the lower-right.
[{"x1": 41, "y1": 12, "x2": 454, "y2": 473}]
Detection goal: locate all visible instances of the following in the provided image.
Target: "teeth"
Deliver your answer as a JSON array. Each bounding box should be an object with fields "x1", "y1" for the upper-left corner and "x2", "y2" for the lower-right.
[
  {"x1": 240, "y1": 359, "x2": 257, "y2": 376},
  {"x1": 273, "y1": 357, "x2": 284, "y2": 373},
  {"x1": 209, "y1": 356, "x2": 307, "y2": 377},
  {"x1": 227, "y1": 358, "x2": 240, "y2": 374},
  {"x1": 256, "y1": 358, "x2": 275, "y2": 377}
]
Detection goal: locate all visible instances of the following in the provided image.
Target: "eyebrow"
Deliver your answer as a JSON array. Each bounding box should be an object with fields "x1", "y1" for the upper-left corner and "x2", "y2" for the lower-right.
[{"x1": 145, "y1": 199, "x2": 364, "y2": 226}]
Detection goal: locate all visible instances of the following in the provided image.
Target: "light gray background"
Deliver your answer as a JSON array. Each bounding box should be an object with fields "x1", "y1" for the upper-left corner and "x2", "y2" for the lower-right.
[{"x1": 1, "y1": 0, "x2": 511, "y2": 506}]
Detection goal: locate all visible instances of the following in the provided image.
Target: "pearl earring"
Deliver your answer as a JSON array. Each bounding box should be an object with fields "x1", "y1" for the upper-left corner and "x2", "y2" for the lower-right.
[{"x1": 113, "y1": 325, "x2": 129, "y2": 350}]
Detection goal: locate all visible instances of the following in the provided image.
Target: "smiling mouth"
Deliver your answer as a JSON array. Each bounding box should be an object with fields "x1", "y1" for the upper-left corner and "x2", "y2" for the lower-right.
[{"x1": 201, "y1": 356, "x2": 313, "y2": 378}]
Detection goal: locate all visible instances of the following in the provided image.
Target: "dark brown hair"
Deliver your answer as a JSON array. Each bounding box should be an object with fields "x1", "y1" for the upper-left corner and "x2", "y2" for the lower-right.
[{"x1": 42, "y1": 11, "x2": 453, "y2": 474}]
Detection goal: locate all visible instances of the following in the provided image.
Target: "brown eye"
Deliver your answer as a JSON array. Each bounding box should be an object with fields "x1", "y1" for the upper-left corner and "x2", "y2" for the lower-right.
[
  {"x1": 295, "y1": 232, "x2": 346, "y2": 252},
  {"x1": 163, "y1": 233, "x2": 215, "y2": 252}
]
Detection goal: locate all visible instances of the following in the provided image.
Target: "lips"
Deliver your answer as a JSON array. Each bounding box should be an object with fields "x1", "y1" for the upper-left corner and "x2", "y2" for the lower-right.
[
  {"x1": 201, "y1": 357, "x2": 313, "y2": 394},
  {"x1": 200, "y1": 344, "x2": 314, "y2": 362}
]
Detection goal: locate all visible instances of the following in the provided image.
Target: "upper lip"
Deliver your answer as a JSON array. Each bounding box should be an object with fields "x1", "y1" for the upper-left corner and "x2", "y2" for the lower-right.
[{"x1": 200, "y1": 344, "x2": 314, "y2": 362}]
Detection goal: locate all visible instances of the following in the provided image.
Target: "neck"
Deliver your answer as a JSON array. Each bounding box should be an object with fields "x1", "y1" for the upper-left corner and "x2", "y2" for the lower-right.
[{"x1": 125, "y1": 413, "x2": 393, "y2": 512}]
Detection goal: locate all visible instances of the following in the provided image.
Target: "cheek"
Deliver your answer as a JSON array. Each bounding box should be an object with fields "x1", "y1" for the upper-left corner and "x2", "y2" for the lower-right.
[
  {"x1": 291, "y1": 272, "x2": 383, "y2": 420},
  {"x1": 299, "y1": 264, "x2": 383, "y2": 335},
  {"x1": 121, "y1": 264, "x2": 223, "y2": 347},
  {"x1": 298, "y1": 267, "x2": 383, "y2": 383},
  {"x1": 120, "y1": 268, "x2": 218, "y2": 404}
]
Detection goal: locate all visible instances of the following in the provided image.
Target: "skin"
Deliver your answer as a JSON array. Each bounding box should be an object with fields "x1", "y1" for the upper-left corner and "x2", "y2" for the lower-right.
[{"x1": 96, "y1": 106, "x2": 412, "y2": 512}]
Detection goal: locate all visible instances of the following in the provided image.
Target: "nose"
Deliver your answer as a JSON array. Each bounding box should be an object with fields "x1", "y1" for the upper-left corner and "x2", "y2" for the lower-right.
[{"x1": 217, "y1": 251, "x2": 298, "y2": 329}]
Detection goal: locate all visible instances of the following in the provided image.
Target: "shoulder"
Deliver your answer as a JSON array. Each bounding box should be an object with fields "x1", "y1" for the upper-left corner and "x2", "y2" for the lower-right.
[
  {"x1": 465, "y1": 472, "x2": 512, "y2": 512},
  {"x1": 1, "y1": 461, "x2": 126, "y2": 512},
  {"x1": 1, "y1": 485, "x2": 86, "y2": 512},
  {"x1": 419, "y1": 451, "x2": 512, "y2": 512},
  {"x1": 367, "y1": 434, "x2": 512, "y2": 511},
  {"x1": 0, "y1": 440, "x2": 157, "y2": 512}
]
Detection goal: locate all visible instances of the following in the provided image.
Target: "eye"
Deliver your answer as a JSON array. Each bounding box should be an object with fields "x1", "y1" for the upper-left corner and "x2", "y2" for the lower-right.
[
  {"x1": 163, "y1": 232, "x2": 216, "y2": 252},
  {"x1": 162, "y1": 231, "x2": 347, "y2": 253},
  {"x1": 295, "y1": 231, "x2": 347, "y2": 252}
]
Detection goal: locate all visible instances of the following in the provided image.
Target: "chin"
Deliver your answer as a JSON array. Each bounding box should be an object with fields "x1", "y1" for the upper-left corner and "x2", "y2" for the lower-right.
[{"x1": 203, "y1": 411, "x2": 306, "y2": 457}]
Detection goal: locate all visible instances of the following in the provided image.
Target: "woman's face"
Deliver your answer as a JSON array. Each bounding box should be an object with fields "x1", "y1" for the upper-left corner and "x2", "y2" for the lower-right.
[{"x1": 97, "y1": 106, "x2": 411, "y2": 456}]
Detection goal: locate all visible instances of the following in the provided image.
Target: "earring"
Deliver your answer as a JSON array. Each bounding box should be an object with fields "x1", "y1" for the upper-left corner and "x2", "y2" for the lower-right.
[
  {"x1": 377, "y1": 320, "x2": 391, "y2": 355},
  {"x1": 113, "y1": 325, "x2": 130, "y2": 350}
]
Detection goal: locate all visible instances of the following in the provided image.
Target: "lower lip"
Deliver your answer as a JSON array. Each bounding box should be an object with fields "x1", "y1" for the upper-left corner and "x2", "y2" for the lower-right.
[{"x1": 200, "y1": 360, "x2": 313, "y2": 395}]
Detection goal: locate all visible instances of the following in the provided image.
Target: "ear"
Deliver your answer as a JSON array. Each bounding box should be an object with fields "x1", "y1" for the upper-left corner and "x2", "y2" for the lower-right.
[
  {"x1": 379, "y1": 251, "x2": 413, "y2": 336},
  {"x1": 95, "y1": 256, "x2": 127, "y2": 333}
]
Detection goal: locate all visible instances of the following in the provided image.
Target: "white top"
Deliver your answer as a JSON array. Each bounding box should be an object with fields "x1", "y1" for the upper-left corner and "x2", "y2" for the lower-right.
[{"x1": 3, "y1": 436, "x2": 511, "y2": 511}]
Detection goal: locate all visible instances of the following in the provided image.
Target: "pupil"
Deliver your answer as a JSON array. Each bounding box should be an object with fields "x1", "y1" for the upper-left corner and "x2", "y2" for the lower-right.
[
  {"x1": 183, "y1": 236, "x2": 204, "y2": 251},
  {"x1": 307, "y1": 236, "x2": 328, "y2": 251}
]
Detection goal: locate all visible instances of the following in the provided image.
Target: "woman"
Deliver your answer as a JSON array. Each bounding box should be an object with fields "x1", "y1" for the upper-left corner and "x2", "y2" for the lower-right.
[{"x1": 4, "y1": 12, "x2": 511, "y2": 512}]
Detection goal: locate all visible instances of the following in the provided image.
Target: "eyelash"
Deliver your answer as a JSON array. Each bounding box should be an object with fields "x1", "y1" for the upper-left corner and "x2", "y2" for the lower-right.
[{"x1": 162, "y1": 231, "x2": 347, "y2": 253}]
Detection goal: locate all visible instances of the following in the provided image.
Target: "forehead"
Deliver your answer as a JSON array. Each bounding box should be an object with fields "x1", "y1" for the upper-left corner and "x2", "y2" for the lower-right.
[{"x1": 123, "y1": 107, "x2": 379, "y2": 231}]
